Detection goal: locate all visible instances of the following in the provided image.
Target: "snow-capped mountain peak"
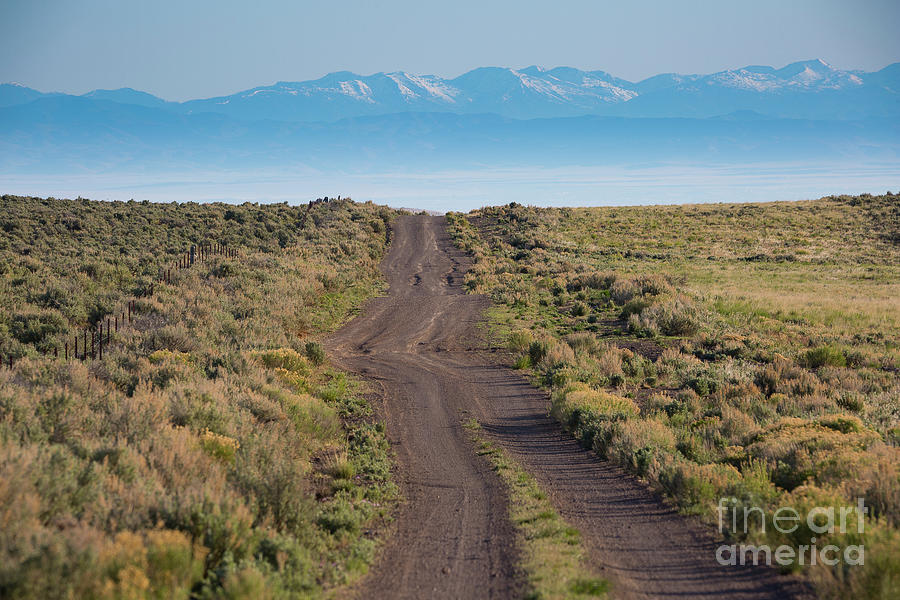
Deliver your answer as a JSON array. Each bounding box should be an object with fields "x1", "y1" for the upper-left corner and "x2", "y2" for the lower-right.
[{"x1": 10, "y1": 59, "x2": 892, "y2": 121}]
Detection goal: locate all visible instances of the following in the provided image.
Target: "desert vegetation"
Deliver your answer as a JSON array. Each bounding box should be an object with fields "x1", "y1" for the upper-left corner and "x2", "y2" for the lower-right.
[
  {"x1": 448, "y1": 193, "x2": 900, "y2": 598},
  {"x1": 0, "y1": 195, "x2": 398, "y2": 597}
]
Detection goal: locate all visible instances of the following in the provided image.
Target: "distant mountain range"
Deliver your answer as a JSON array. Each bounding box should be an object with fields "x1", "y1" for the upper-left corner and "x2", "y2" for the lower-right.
[
  {"x1": 1, "y1": 60, "x2": 899, "y2": 173},
  {"x1": 3, "y1": 59, "x2": 899, "y2": 122}
]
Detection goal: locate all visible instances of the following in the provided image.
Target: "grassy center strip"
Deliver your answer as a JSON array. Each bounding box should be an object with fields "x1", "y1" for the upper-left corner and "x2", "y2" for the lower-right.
[{"x1": 463, "y1": 418, "x2": 609, "y2": 599}]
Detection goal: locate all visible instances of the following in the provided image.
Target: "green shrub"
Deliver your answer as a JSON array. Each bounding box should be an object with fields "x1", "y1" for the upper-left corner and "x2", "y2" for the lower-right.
[
  {"x1": 317, "y1": 498, "x2": 362, "y2": 534},
  {"x1": 803, "y1": 345, "x2": 846, "y2": 368},
  {"x1": 304, "y1": 341, "x2": 325, "y2": 366},
  {"x1": 529, "y1": 339, "x2": 551, "y2": 365},
  {"x1": 569, "y1": 578, "x2": 610, "y2": 595},
  {"x1": 629, "y1": 295, "x2": 702, "y2": 337},
  {"x1": 818, "y1": 414, "x2": 864, "y2": 434},
  {"x1": 620, "y1": 298, "x2": 652, "y2": 319},
  {"x1": 199, "y1": 429, "x2": 240, "y2": 463},
  {"x1": 255, "y1": 348, "x2": 308, "y2": 373},
  {"x1": 553, "y1": 383, "x2": 640, "y2": 424},
  {"x1": 508, "y1": 329, "x2": 534, "y2": 352},
  {"x1": 9, "y1": 310, "x2": 67, "y2": 347}
]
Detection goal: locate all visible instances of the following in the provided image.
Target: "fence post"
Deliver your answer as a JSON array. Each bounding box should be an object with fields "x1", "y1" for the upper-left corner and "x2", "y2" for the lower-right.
[
  {"x1": 83, "y1": 330, "x2": 87, "y2": 360},
  {"x1": 65, "y1": 342, "x2": 69, "y2": 360},
  {"x1": 190, "y1": 245, "x2": 196, "y2": 266},
  {"x1": 91, "y1": 330, "x2": 95, "y2": 360},
  {"x1": 107, "y1": 318, "x2": 111, "y2": 343}
]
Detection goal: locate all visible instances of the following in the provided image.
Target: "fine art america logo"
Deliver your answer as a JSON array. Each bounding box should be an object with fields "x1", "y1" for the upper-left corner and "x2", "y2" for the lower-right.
[{"x1": 716, "y1": 497, "x2": 867, "y2": 567}]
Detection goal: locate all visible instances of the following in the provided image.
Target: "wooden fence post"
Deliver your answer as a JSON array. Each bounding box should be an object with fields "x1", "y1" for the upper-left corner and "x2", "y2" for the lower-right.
[{"x1": 65, "y1": 342, "x2": 69, "y2": 360}]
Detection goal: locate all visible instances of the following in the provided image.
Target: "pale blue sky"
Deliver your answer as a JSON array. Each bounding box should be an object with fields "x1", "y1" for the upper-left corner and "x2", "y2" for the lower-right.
[{"x1": 2, "y1": 0, "x2": 898, "y2": 101}]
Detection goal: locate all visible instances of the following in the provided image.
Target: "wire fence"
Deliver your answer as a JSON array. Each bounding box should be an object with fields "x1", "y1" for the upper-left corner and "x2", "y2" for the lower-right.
[{"x1": 3, "y1": 241, "x2": 240, "y2": 368}]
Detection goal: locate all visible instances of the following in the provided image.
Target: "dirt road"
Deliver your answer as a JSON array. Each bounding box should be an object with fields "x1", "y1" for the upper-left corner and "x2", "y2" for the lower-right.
[{"x1": 327, "y1": 215, "x2": 804, "y2": 599}]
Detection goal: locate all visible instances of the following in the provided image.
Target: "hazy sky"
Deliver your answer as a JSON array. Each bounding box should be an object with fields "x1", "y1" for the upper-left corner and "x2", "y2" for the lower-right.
[{"x1": 2, "y1": 0, "x2": 898, "y2": 101}]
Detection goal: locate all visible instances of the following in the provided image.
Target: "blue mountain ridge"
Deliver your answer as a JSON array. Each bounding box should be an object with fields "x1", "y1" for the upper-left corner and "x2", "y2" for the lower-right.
[
  {"x1": 1, "y1": 60, "x2": 898, "y2": 174},
  {"x1": 3, "y1": 59, "x2": 898, "y2": 122}
]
